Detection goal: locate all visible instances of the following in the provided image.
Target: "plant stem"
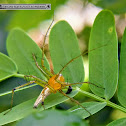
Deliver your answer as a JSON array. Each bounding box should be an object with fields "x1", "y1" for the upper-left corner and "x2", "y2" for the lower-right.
[
  {"x1": 14, "y1": 73, "x2": 25, "y2": 78},
  {"x1": 76, "y1": 87, "x2": 126, "y2": 113}
]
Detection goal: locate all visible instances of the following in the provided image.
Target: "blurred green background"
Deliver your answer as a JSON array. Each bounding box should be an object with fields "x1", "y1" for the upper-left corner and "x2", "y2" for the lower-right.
[{"x1": 0, "y1": 0, "x2": 126, "y2": 125}]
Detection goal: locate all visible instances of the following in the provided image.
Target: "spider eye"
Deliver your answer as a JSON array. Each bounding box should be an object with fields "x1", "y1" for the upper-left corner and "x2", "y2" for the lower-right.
[{"x1": 59, "y1": 74, "x2": 62, "y2": 76}]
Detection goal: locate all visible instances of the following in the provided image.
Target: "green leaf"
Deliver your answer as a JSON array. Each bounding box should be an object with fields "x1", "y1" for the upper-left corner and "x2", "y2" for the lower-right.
[
  {"x1": 89, "y1": 0, "x2": 126, "y2": 14},
  {"x1": 7, "y1": 28, "x2": 49, "y2": 79},
  {"x1": 69, "y1": 102, "x2": 106, "y2": 118},
  {"x1": 49, "y1": 20, "x2": 84, "y2": 84},
  {"x1": 0, "y1": 90, "x2": 77, "y2": 125},
  {"x1": 89, "y1": 10, "x2": 118, "y2": 100},
  {"x1": 16, "y1": 110, "x2": 87, "y2": 126},
  {"x1": 118, "y1": 28, "x2": 126, "y2": 107},
  {"x1": 0, "y1": 52, "x2": 18, "y2": 81},
  {"x1": 107, "y1": 118, "x2": 126, "y2": 126}
]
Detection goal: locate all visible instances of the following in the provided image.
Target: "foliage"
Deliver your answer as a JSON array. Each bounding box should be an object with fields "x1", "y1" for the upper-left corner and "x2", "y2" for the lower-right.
[
  {"x1": 118, "y1": 28, "x2": 126, "y2": 107},
  {"x1": 89, "y1": 10, "x2": 118, "y2": 99},
  {"x1": 16, "y1": 109, "x2": 88, "y2": 126},
  {"x1": 0, "y1": 9, "x2": 126, "y2": 126}
]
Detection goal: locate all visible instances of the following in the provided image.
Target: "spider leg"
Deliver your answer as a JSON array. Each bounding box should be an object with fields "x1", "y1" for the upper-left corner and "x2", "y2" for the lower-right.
[
  {"x1": 32, "y1": 53, "x2": 51, "y2": 79},
  {"x1": 59, "y1": 90, "x2": 91, "y2": 116},
  {"x1": 57, "y1": 44, "x2": 108, "y2": 76},
  {"x1": 33, "y1": 87, "x2": 51, "y2": 109},
  {"x1": 4, "y1": 81, "x2": 35, "y2": 115},
  {"x1": 62, "y1": 82, "x2": 104, "y2": 89},
  {"x1": 41, "y1": 19, "x2": 54, "y2": 77},
  {"x1": 24, "y1": 75, "x2": 48, "y2": 87},
  {"x1": 41, "y1": 19, "x2": 54, "y2": 64}
]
